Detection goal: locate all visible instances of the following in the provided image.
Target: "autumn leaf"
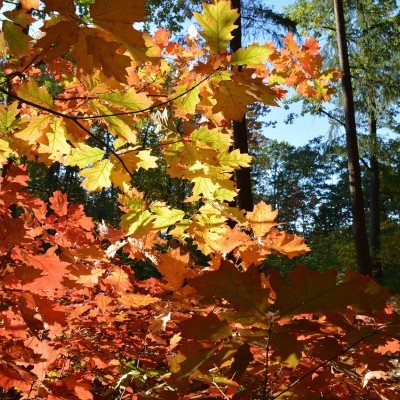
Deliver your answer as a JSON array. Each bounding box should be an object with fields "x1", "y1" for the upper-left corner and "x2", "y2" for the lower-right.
[
  {"x1": 212, "y1": 80, "x2": 256, "y2": 120},
  {"x1": 193, "y1": 0, "x2": 239, "y2": 53},
  {"x1": 100, "y1": 87, "x2": 153, "y2": 112},
  {"x1": 230, "y1": 43, "x2": 275, "y2": 65},
  {"x1": 2, "y1": 20, "x2": 30, "y2": 56},
  {"x1": 49, "y1": 191, "x2": 68, "y2": 217},
  {"x1": 42, "y1": 0, "x2": 75, "y2": 16},
  {"x1": 178, "y1": 313, "x2": 232, "y2": 341},
  {"x1": 190, "y1": 261, "x2": 270, "y2": 314},
  {"x1": 119, "y1": 293, "x2": 159, "y2": 308},
  {"x1": 150, "y1": 203, "x2": 185, "y2": 233},
  {"x1": 66, "y1": 144, "x2": 105, "y2": 169},
  {"x1": 16, "y1": 79, "x2": 53, "y2": 109},
  {"x1": 246, "y1": 201, "x2": 279, "y2": 237},
  {"x1": 80, "y1": 159, "x2": 113, "y2": 191}
]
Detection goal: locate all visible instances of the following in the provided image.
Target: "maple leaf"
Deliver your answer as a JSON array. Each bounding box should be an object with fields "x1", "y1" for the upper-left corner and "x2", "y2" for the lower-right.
[
  {"x1": 269, "y1": 231, "x2": 310, "y2": 258},
  {"x1": 41, "y1": 119, "x2": 71, "y2": 160},
  {"x1": 136, "y1": 149, "x2": 158, "y2": 169},
  {"x1": 172, "y1": 84, "x2": 201, "y2": 116},
  {"x1": 191, "y1": 126, "x2": 232, "y2": 150},
  {"x1": 218, "y1": 149, "x2": 252, "y2": 171},
  {"x1": 0, "y1": 102, "x2": 19, "y2": 133},
  {"x1": 192, "y1": 176, "x2": 220, "y2": 199},
  {"x1": 90, "y1": 0, "x2": 148, "y2": 27},
  {"x1": 14, "y1": 115, "x2": 51, "y2": 144},
  {"x1": 193, "y1": 0, "x2": 239, "y2": 53}
]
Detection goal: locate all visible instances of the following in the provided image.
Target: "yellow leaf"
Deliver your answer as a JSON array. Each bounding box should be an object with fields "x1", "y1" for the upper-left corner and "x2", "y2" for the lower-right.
[
  {"x1": 192, "y1": 176, "x2": 220, "y2": 199},
  {"x1": 191, "y1": 127, "x2": 232, "y2": 150},
  {"x1": 40, "y1": 119, "x2": 71, "y2": 160},
  {"x1": 246, "y1": 201, "x2": 279, "y2": 238},
  {"x1": 150, "y1": 202, "x2": 185, "y2": 232},
  {"x1": 193, "y1": 0, "x2": 239, "y2": 53},
  {"x1": 14, "y1": 115, "x2": 51, "y2": 143},
  {"x1": 93, "y1": 102, "x2": 137, "y2": 144},
  {"x1": 100, "y1": 87, "x2": 153, "y2": 112},
  {"x1": 66, "y1": 144, "x2": 105, "y2": 168},
  {"x1": 80, "y1": 159, "x2": 113, "y2": 192},
  {"x1": 218, "y1": 149, "x2": 252, "y2": 170},
  {"x1": 16, "y1": 79, "x2": 53, "y2": 108},
  {"x1": 136, "y1": 150, "x2": 158, "y2": 169},
  {"x1": 0, "y1": 102, "x2": 19, "y2": 133},
  {"x1": 172, "y1": 84, "x2": 200, "y2": 116},
  {"x1": 0, "y1": 138, "x2": 16, "y2": 165},
  {"x1": 230, "y1": 43, "x2": 275, "y2": 65}
]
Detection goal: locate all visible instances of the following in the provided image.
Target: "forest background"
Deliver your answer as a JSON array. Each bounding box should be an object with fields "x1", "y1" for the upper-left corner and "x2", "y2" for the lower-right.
[{"x1": 0, "y1": 0, "x2": 400, "y2": 399}]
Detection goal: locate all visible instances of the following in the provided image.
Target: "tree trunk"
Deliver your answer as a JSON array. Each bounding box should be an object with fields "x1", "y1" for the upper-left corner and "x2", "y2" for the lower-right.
[
  {"x1": 333, "y1": 0, "x2": 372, "y2": 275},
  {"x1": 369, "y1": 114, "x2": 381, "y2": 274},
  {"x1": 230, "y1": 0, "x2": 254, "y2": 212}
]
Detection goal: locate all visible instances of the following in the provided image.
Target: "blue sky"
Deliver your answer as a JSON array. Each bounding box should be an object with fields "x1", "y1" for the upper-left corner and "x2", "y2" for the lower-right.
[{"x1": 260, "y1": 1, "x2": 336, "y2": 147}]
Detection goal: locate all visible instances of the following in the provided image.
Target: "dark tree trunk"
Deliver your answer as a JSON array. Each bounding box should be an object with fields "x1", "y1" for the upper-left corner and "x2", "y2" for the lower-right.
[
  {"x1": 369, "y1": 115, "x2": 381, "y2": 274},
  {"x1": 230, "y1": 0, "x2": 254, "y2": 212},
  {"x1": 333, "y1": 0, "x2": 372, "y2": 275}
]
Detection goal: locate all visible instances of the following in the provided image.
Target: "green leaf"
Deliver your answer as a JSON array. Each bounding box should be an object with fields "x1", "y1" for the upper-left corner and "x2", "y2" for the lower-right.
[
  {"x1": 3, "y1": 20, "x2": 30, "y2": 56},
  {"x1": 80, "y1": 159, "x2": 113, "y2": 191},
  {"x1": 66, "y1": 144, "x2": 105, "y2": 168},
  {"x1": 193, "y1": 0, "x2": 239, "y2": 53},
  {"x1": 230, "y1": 43, "x2": 275, "y2": 65}
]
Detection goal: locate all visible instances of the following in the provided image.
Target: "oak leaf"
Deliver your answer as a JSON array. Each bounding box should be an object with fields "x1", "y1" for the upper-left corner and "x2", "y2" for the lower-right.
[
  {"x1": 193, "y1": 0, "x2": 239, "y2": 53},
  {"x1": 246, "y1": 201, "x2": 279, "y2": 237}
]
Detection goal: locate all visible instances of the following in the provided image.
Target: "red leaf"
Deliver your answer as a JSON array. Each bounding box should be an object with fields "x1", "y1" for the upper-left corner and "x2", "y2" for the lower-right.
[{"x1": 49, "y1": 190, "x2": 68, "y2": 216}]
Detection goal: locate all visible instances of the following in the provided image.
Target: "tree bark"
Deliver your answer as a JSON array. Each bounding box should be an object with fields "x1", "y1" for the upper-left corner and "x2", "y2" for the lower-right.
[
  {"x1": 333, "y1": 0, "x2": 372, "y2": 275},
  {"x1": 369, "y1": 114, "x2": 381, "y2": 273},
  {"x1": 230, "y1": 0, "x2": 254, "y2": 212}
]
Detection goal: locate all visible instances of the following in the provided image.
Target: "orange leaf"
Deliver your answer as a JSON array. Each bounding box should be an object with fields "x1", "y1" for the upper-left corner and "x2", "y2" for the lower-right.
[{"x1": 246, "y1": 201, "x2": 279, "y2": 237}]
